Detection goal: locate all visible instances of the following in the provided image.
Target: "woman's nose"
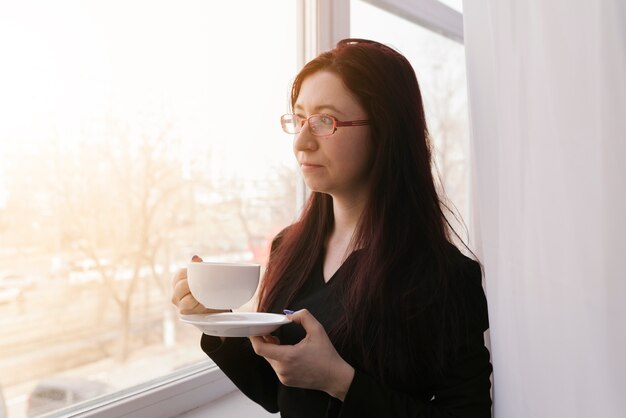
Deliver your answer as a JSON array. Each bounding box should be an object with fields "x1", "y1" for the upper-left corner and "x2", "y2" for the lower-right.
[{"x1": 293, "y1": 121, "x2": 319, "y2": 152}]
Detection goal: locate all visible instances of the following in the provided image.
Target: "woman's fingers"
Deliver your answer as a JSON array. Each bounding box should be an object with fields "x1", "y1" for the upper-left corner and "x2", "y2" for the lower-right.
[
  {"x1": 171, "y1": 255, "x2": 206, "y2": 314},
  {"x1": 171, "y1": 267, "x2": 187, "y2": 286},
  {"x1": 286, "y1": 309, "x2": 324, "y2": 336},
  {"x1": 172, "y1": 278, "x2": 210, "y2": 314},
  {"x1": 250, "y1": 335, "x2": 289, "y2": 360},
  {"x1": 172, "y1": 280, "x2": 201, "y2": 314},
  {"x1": 172, "y1": 255, "x2": 202, "y2": 287},
  {"x1": 263, "y1": 335, "x2": 281, "y2": 345},
  {"x1": 249, "y1": 309, "x2": 354, "y2": 397},
  {"x1": 178, "y1": 293, "x2": 201, "y2": 314},
  {"x1": 171, "y1": 276, "x2": 191, "y2": 303}
]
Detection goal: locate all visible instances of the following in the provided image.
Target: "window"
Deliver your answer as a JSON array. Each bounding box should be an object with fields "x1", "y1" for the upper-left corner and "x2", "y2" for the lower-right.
[
  {"x1": 0, "y1": 1, "x2": 297, "y2": 417},
  {"x1": 437, "y1": 0, "x2": 463, "y2": 13},
  {"x1": 1, "y1": 1, "x2": 472, "y2": 416},
  {"x1": 351, "y1": 0, "x2": 471, "y2": 237}
]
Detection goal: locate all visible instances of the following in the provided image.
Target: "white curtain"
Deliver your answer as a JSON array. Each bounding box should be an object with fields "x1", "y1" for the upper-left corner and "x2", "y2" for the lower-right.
[{"x1": 463, "y1": 1, "x2": 626, "y2": 417}]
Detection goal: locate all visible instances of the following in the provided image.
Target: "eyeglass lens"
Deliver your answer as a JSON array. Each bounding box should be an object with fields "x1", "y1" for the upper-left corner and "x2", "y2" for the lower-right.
[
  {"x1": 309, "y1": 115, "x2": 335, "y2": 135},
  {"x1": 281, "y1": 114, "x2": 335, "y2": 136}
]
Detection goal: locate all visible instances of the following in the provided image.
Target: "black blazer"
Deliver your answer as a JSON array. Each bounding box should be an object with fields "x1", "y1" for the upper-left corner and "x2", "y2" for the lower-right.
[{"x1": 201, "y1": 238, "x2": 492, "y2": 417}]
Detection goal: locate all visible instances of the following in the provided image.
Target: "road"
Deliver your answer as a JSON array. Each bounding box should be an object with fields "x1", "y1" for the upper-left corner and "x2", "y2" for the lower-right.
[{"x1": 0, "y1": 279, "x2": 207, "y2": 418}]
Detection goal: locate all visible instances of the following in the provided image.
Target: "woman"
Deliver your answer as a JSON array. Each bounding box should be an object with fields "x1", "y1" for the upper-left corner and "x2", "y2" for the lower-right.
[{"x1": 172, "y1": 38, "x2": 492, "y2": 417}]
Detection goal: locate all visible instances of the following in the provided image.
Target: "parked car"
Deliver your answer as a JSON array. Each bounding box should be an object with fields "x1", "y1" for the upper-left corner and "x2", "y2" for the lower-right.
[
  {"x1": 0, "y1": 273, "x2": 34, "y2": 288},
  {"x1": 26, "y1": 377, "x2": 111, "y2": 417},
  {"x1": 0, "y1": 286, "x2": 20, "y2": 305},
  {"x1": 0, "y1": 273, "x2": 37, "y2": 305}
]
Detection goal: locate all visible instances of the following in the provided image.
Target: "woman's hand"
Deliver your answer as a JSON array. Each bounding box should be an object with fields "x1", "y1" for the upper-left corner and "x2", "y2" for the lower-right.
[
  {"x1": 249, "y1": 309, "x2": 355, "y2": 401},
  {"x1": 171, "y1": 255, "x2": 222, "y2": 315}
]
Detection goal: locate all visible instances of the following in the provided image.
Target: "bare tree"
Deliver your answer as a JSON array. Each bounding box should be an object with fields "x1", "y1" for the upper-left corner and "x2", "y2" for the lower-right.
[
  {"x1": 1, "y1": 115, "x2": 297, "y2": 370},
  {"x1": 47, "y1": 119, "x2": 199, "y2": 360},
  {"x1": 222, "y1": 164, "x2": 297, "y2": 265},
  {"x1": 420, "y1": 44, "x2": 471, "y2": 240}
]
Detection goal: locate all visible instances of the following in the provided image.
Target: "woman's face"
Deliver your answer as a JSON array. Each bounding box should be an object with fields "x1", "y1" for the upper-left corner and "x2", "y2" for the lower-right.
[{"x1": 293, "y1": 71, "x2": 374, "y2": 202}]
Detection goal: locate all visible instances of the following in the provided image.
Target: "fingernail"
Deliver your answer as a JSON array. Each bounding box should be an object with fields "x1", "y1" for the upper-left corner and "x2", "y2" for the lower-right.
[{"x1": 283, "y1": 309, "x2": 294, "y2": 315}]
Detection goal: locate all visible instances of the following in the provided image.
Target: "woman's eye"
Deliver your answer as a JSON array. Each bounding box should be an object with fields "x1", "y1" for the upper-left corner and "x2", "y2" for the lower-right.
[{"x1": 320, "y1": 115, "x2": 334, "y2": 125}]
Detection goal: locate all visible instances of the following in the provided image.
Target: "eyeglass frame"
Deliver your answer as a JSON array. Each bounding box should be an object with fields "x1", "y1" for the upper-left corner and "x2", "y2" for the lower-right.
[{"x1": 280, "y1": 113, "x2": 370, "y2": 137}]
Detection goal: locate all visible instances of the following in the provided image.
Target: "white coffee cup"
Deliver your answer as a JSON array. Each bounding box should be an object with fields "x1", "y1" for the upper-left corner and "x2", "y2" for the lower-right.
[{"x1": 187, "y1": 261, "x2": 260, "y2": 309}]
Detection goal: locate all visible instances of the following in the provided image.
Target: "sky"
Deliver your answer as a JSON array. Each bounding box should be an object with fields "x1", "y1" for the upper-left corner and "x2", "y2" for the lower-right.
[
  {"x1": 0, "y1": 0, "x2": 298, "y2": 181},
  {"x1": 0, "y1": 0, "x2": 467, "y2": 207}
]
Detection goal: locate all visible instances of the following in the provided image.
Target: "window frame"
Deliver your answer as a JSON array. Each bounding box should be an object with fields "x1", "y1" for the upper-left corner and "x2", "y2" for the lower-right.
[
  {"x1": 42, "y1": 362, "x2": 233, "y2": 417},
  {"x1": 360, "y1": 0, "x2": 463, "y2": 43},
  {"x1": 49, "y1": 1, "x2": 465, "y2": 416}
]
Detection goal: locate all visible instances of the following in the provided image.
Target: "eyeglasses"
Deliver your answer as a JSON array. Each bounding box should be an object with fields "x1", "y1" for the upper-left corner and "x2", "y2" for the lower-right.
[{"x1": 280, "y1": 113, "x2": 370, "y2": 137}]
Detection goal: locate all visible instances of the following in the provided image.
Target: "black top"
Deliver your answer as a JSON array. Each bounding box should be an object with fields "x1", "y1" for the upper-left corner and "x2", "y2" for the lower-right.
[{"x1": 201, "y1": 245, "x2": 492, "y2": 417}]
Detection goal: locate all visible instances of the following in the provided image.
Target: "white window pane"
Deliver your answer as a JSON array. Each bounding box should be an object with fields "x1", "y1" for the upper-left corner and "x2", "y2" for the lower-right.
[
  {"x1": 351, "y1": 0, "x2": 471, "y2": 239},
  {"x1": 0, "y1": 1, "x2": 297, "y2": 417}
]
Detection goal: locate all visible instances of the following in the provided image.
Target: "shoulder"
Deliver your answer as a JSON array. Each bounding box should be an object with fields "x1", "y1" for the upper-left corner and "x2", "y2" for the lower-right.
[
  {"x1": 443, "y1": 243, "x2": 489, "y2": 333},
  {"x1": 401, "y1": 241, "x2": 482, "y2": 288},
  {"x1": 444, "y1": 243, "x2": 482, "y2": 286}
]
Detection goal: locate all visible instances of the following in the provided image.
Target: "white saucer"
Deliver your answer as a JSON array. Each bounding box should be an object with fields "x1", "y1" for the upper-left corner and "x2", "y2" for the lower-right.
[{"x1": 180, "y1": 312, "x2": 291, "y2": 337}]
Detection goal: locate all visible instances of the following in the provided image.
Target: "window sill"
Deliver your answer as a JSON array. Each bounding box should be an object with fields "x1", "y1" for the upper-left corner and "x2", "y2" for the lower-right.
[{"x1": 43, "y1": 362, "x2": 237, "y2": 418}]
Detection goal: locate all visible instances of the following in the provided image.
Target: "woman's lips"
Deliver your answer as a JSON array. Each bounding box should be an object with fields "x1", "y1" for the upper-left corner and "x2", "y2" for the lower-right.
[{"x1": 300, "y1": 163, "x2": 323, "y2": 171}]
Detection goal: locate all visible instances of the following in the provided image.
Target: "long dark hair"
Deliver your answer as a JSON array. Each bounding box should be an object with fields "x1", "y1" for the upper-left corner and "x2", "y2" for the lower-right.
[{"x1": 258, "y1": 39, "x2": 471, "y2": 382}]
